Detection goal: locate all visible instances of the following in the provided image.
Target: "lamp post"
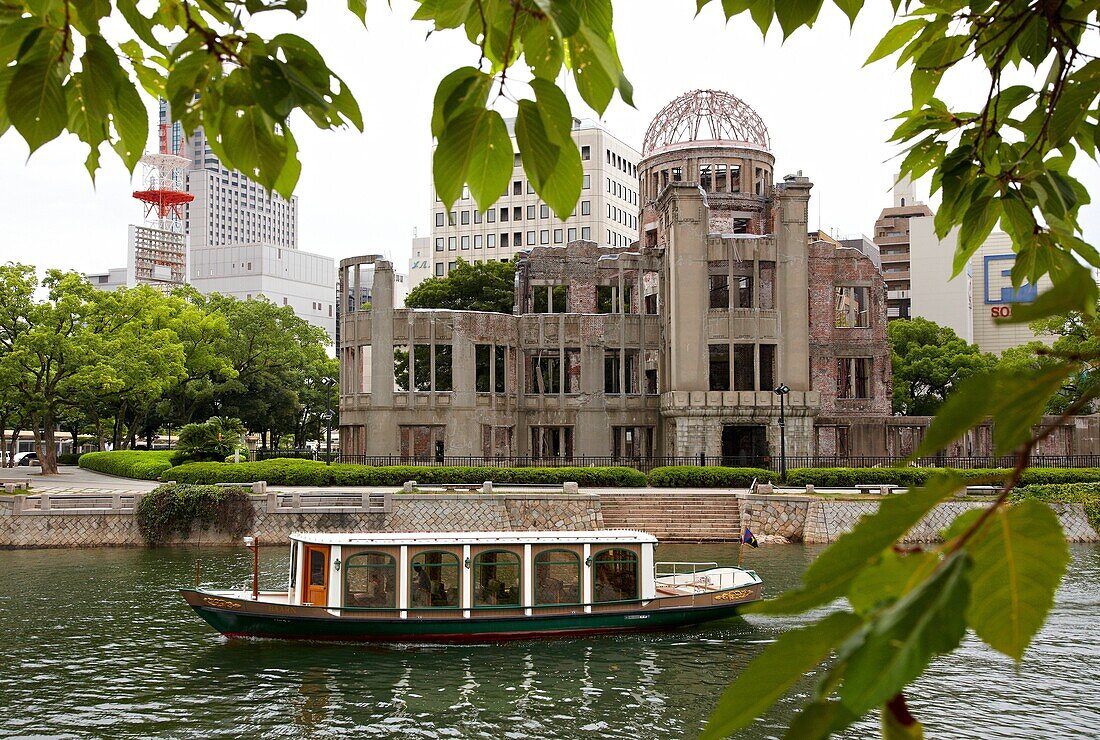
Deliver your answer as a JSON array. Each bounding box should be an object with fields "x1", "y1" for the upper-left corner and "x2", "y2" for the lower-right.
[
  {"x1": 773, "y1": 384, "x2": 790, "y2": 480},
  {"x1": 320, "y1": 377, "x2": 336, "y2": 465}
]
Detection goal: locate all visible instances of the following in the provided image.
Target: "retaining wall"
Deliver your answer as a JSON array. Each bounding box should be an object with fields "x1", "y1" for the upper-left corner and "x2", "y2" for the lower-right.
[
  {"x1": 740, "y1": 494, "x2": 1099, "y2": 543},
  {"x1": 0, "y1": 493, "x2": 603, "y2": 549}
]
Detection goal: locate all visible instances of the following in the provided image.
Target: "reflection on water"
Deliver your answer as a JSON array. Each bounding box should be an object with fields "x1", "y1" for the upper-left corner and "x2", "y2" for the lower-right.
[{"x1": 0, "y1": 543, "x2": 1096, "y2": 738}]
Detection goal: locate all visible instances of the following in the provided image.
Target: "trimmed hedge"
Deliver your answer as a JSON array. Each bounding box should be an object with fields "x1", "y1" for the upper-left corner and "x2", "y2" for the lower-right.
[
  {"x1": 647, "y1": 466, "x2": 774, "y2": 487},
  {"x1": 136, "y1": 483, "x2": 254, "y2": 546},
  {"x1": 1012, "y1": 482, "x2": 1100, "y2": 531},
  {"x1": 161, "y1": 458, "x2": 648, "y2": 488},
  {"x1": 57, "y1": 453, "x2": 83, "y2": 466},
  {"x1": 784, "y1": 467, "x2": 1100, "y2": 488},
  {"x1": 79, "y1": 450, "x2": 176, "y2": 480}
]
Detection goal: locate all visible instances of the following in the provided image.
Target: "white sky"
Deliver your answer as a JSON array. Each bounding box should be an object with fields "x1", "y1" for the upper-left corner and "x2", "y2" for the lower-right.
[{"x1": 1, "y1": 0, "x2": 1097, "y2": 274}]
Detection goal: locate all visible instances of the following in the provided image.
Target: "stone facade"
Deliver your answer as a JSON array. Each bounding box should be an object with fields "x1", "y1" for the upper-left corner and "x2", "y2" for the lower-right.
[
  {"x1": 0, "y1": 494, "x2": 603, "y2": 549},
  {"x1": 340, "y1": 90, "x2": 896, "y2": 464}
]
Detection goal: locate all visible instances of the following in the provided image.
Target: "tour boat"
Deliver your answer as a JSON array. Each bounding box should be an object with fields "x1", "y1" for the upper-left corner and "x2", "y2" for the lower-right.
[{"x1": 179, "y1": 530, "x2": 764, "y2": 642}]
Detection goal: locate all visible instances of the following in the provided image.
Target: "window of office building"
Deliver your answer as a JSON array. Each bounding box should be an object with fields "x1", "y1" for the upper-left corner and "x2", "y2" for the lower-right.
[
  {"x1": 581, "y1": 227, "x2": 591, "y2": 240},
  {"x1": 527, "y1": 204, "x2": 536, "y2": 219},
  {"x1": 513, "y1": 206, "x2": 522, "y2": 221},
  {"x1": 461, "y1": 210, "x2": 470, "y2": 225},
  {"x1": 581, "y1": 145, "x2": 590, "y2": 160},
  {"x1": 553, "y1": 229, "x2": 563, "y2": 244},
  {"x1": 513, "y1": 180, "x2": 522, "y2": 195},
  {"x1": 435, "y1": 212, "x2": 444, "y2": 227},
  {"x1": 461, "y1": 235, "x2": 470, "y2": 250},
  {"x1": 500, "y1": 207, "x2": 509, "y2": 222},
  {"x1": 448, "y1": 211, "x2": 456, "y2": 226},
  {"x1": 540, "y1": 230, "x2": 549, "y2": 244},
  {"x1": 583, "y1": 174, "x2": 591, "y2": 189},
  {"x1": 540, "y1": 204, "x2": 549, "y2": 218},
  {"x1": 448, "y1": 236, "x2": 456, "y2": 251},
  {"x1": 435, "y1": 238, "x2": 443, "y2": 252},
  {"x1": 473, "y1": 210, "x2": 482, "y2": 224},
  {"x1": 488, "y1": 233, "x2": 497, "y2": 247},
  {"x1": 581, "y1": 200, "x2": 591, "y2": 215},
  {"x1": 486, "y1": 209, "x2": 496, "y2": 223},
  {"x1": 527, "y1": 231, "x2": 536, "y2": 245},
  {"x1": 474, "y1": 234, "x2": 482, "y2": 249},
  {"x1": 568, "y1": 227, "x2": 577, "y2": 242}
]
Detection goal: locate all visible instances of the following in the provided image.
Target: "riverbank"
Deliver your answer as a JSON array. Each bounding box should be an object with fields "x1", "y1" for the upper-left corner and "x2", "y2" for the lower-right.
[{"x1": 2, "y1": 484, "x2": 1097, "y2": 548}]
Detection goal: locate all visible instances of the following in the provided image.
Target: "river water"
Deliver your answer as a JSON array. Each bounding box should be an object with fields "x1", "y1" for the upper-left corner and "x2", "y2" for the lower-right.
[{"x1": 1, "y1": 543, "x2": 1096, "y2": 739}]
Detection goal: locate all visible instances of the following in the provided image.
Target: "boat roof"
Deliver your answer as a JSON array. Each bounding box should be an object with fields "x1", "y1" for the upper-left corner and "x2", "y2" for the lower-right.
[{"x1": 289, "y1": 530, "x2": 658, "y2": 546}]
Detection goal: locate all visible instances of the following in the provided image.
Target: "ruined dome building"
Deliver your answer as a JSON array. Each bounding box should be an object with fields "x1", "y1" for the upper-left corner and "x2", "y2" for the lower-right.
[{"x1": 339, "y1": 90, "x2": 892, "y2": 463}]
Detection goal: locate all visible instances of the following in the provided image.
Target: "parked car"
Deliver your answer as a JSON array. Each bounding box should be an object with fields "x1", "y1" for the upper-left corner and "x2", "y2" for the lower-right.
[{"x1": 13, "y1": 451, "x2": 38, "y2": 466}]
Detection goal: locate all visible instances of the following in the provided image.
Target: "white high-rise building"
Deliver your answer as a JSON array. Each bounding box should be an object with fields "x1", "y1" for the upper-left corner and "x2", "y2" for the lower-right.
[
  {"x1": 157, "y1": 99, "x2": 332, "y2": 341},
  {"x1": 419, "y1": 117, "x2": 641, "y2": 285},
  {"x1": 189, "y1": 243, "x2": 336, "y2": 341},
  {"x1": 158, "y1": 99, "x2": 300, "y2": 251}
]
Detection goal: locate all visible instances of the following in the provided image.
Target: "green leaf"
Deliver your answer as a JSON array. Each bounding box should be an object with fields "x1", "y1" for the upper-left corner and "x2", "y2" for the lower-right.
[
  {"x1": 752, "y1": 474, "x2": 963, "y2": 614},
  {"x1": 110, "y1": 70, "x2": 150, "y2": 171},
  {"x1": 5, "y1": 50, "x2": 67, "y2": 153},
  {"x1": 865, "y1": 18, "x2": 924, "y2": 65},
  {"x1": 913, "y1": 366, "x2": 1072, "y2": 459},
  {"x1": 774, "y1": 0, "x2": 824, "y2": 39},
  {"x1": 1002, "y1": 264, "x2": 1099, "y2": 323},
  {"x1": 434, "y1": 106, "x2": 510, "y2": 211},
  {"x1": 430, "y1": 66, "x2": 490, "y2": 138},
  {"x1": 219, "y1": 106, "x2": 288, "y2": 193},
  {"x1": 465, "y1": 109, "x2": 512, "y2": 212},
  {"x1": 783, "y1": 699, "x2": 861, "y2": 740},
  {"x1": 848, "y1": 550, "x2": 939, "y2": 616},
  {"x1": 832, "y1": 0, "x2": 863, "y2": 26},
  {"x1": 966, "y1": 499, "x2": 1069, "y2": 660},
  {"x1": 955, "y1": 195, "x2": 1001, "y2": 273},
  {"x1": 522, "y1": 79, "x2": 583, "y2": 218},
  {"x1": 701, "y1": 611, "x2": 864, "y2": 739},
  {"x1": 839, "y1": 551, "x2": 971, "y2": 714},
  {"x1": 516, "y1": 100, "x2": 561, "y2": 188},
  {"x1": 347, "y1": 0, "x2": 366, "y2": 25},
  {"x1": 749, "y1": 0, "x2": 775, "y2": 35}
]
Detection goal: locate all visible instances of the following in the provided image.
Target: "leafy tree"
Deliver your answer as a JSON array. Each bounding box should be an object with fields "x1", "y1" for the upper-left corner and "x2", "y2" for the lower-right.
[
  {"x1": 888, "y1": 318, "x2": 996, "y2": 415},
  {"x1": 405, "y1": 259, "x2": 516, "y2": 314},
  {"x1": 199, "y1": 292, "x2": 331, "y2": 448},
  {"x1": 997, "y1": 307, "x2": 1100, "y2": 414},
  {"x1": 173, "y1": 416, "x2": 246, "y2": 465}
]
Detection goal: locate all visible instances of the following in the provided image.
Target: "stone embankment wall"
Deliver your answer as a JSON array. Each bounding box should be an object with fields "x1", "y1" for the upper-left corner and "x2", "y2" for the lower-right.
[
  {"x1": 741, "y1": 494, "x2": 1100, "y2": 543},
  {"x1": 0, "y1": 493, "x2": 603, "y2": 549}
]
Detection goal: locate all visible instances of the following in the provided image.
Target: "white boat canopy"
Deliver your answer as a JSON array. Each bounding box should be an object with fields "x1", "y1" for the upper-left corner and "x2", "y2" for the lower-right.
[{"x1": 289, "y1": 530, "x2": 658, "y2": 547}]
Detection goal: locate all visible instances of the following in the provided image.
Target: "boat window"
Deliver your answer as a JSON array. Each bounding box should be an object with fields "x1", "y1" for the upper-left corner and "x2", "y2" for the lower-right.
[
  {"x1": 592, "y1": 548, "x2": 638, "y2": 603},
  {"x1": 289, "y1": 542, "x2": 298, "y2": 589},
  {"x1": 534, "y1": 550, "x2": 581, "y2": 605},
  {"x1": 473, "y1": 551, "x2": 521, "y2": 607},
  {"x1": 410, "y1": 551, "x2": 460, "y2": 608},
  {"x1": 343, "y1": 551, "x2": 397, "y2": 609},
  {"x1": 309, "y1": 549, "x2": 326, "y2": 587}
]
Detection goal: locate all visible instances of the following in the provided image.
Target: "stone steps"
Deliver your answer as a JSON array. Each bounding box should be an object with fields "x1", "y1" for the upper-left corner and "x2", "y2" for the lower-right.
[{"x1": 597, "y1": 493, "x2": 742, "y2": 542}]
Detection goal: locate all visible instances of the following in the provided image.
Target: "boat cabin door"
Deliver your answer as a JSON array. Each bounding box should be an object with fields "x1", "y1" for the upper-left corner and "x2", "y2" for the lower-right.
[{"x1": 302, "y1": 545, "x2": 330, "y2": 606}]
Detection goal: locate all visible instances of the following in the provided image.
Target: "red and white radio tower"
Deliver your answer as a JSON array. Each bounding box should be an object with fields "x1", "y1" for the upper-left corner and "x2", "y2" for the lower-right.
[{"x1": 132, "y1": 125, "x2": 193, "y2": 232}]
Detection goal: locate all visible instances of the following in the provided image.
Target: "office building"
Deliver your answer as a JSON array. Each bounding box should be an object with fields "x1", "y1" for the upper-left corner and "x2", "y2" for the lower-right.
[
  {"x1": 910, "y1": 223, "x2": 1055, "y2": 354},
  {"x1": 873, "y1": 174, "x2": 934, "y2": 320},
  {"x1": 420, "y1": 117, "x2": 641, "y2": 286},
  {"x1": 189, "y1": 243, "x2": 337, "y2": 341}
]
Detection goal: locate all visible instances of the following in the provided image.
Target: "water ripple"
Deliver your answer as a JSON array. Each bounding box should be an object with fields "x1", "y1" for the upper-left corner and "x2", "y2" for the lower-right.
[{"x1": 0, "y1": 544, "x2": 1096, "y2": 738}]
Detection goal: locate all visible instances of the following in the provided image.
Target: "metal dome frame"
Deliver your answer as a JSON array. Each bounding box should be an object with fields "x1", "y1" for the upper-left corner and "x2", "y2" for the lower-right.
[{"x1": 642, "y1": 90, "x2": 770, "y2": 155}]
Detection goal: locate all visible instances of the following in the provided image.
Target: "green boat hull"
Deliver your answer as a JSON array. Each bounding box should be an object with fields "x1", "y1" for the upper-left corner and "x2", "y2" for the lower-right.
[{"x1": 180, "y1": 589, "x2": 757, "y2": 643}]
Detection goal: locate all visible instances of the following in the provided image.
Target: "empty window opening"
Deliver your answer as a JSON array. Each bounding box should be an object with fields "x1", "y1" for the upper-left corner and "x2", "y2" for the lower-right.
[
  {"x1": 709, "y1": 344, "x2": 730, "y2": 392},
  {"x1": 837, "y1": 357, "x2": 872, "y2": 398}
]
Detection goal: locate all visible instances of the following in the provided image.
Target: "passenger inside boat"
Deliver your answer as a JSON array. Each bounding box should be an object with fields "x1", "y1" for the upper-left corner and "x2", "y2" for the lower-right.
[
  {"x1": 344, "y1": 551, "x2": 397, "y2": 608},
  {"x1": 474, "y1": 551, "x2": 520, "y2": 606},
  {"x1": 593, "y1": 549, "x2": 638, "y2": 602},
  {"x1": 534, "y1": 549, "x2": 581, "y2": 604},
  {"x1": 411, "y1": 552, "x2": 461, "y2": 608}
]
